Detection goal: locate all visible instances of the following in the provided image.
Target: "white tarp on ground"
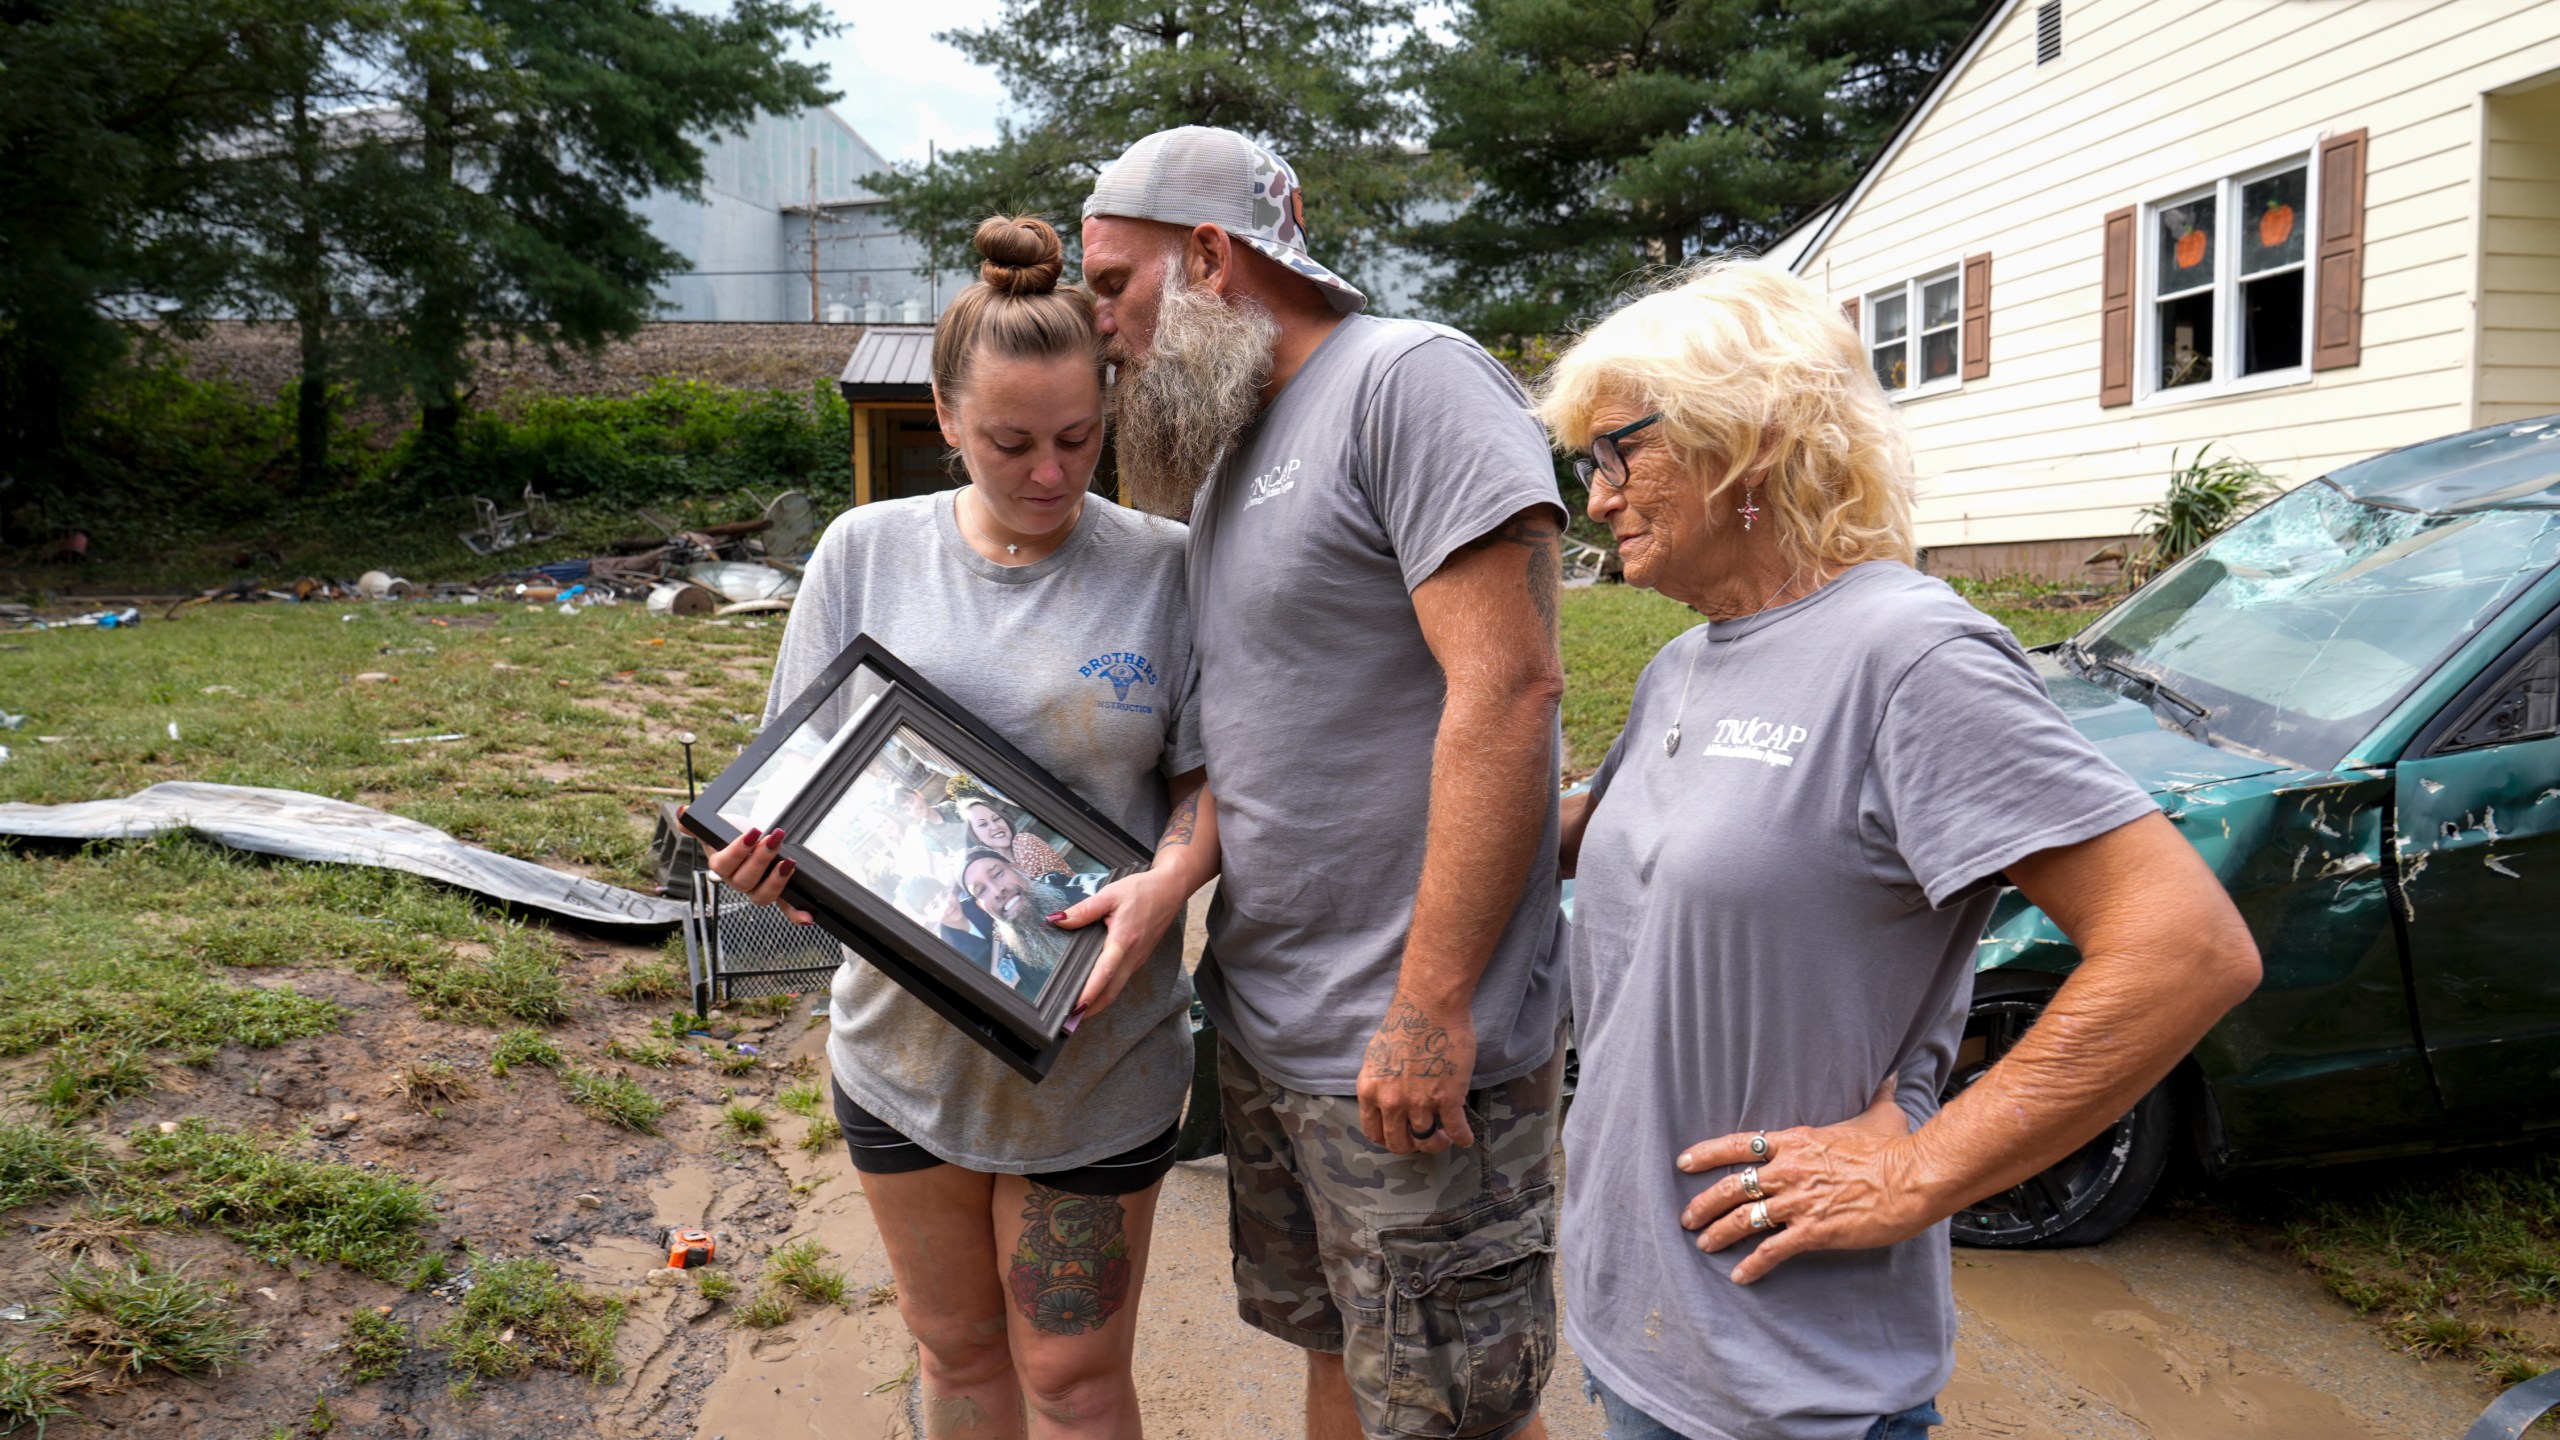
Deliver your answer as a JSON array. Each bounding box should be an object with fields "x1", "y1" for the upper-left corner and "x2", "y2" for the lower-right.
[{"x1": 0, "y1": 781, "x2": 684, "y2": 931}]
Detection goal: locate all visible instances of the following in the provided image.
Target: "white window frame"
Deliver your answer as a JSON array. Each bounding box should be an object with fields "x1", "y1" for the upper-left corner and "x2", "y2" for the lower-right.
[
  {"x1": 2134, "y1": 134, "x2": 2323, "y2": 408},
  {"x1": 1863, "y1": 261, "x2": 1966, "y2": 402}
]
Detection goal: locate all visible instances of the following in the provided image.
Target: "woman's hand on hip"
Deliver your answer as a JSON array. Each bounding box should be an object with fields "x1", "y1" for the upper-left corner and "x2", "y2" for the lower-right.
[
  {"x1": 1674, "y1": 1077, "x2": 1928, "y2": 1284},
  {"x1": 1054, "y1": 867, "x2": 1186, "y2": 1019},
  {"x1": 690, "y1": 810, "x2": 812, "y2": 925}
]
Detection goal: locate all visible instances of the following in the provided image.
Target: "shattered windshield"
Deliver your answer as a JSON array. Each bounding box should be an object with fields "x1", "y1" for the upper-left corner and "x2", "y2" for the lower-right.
[{"x1": 2081, "y1": 480, "x2": 2560, "y2": 769}]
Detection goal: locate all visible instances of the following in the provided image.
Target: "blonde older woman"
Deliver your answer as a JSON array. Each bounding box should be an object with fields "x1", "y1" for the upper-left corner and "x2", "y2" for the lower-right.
[{"x1": 1543, "y1": 262, "x2": 2260, "y2": 1440}]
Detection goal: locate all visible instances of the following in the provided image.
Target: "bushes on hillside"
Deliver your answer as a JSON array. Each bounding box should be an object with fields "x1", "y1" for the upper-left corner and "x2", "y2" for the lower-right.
[{"x1": 7, "y1": 371, "x2": 850, "y2": 560}]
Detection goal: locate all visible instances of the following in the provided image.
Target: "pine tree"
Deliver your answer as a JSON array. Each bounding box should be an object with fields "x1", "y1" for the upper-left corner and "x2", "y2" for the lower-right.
[
  {"x1": 1408, "y1": 0, "x2": 1991, "y2": 336},
  {"x1": 359, "y1": 0, "x2": 838, "y2": 459},
  {"x1": 0, "y1": 0, "x2": 284, "y2": 511},
  {"x1": 871, "y1": 0, "x2": 1442, "y2": 294}
]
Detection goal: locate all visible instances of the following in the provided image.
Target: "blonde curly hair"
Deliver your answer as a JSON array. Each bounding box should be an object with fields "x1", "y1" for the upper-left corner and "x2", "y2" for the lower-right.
[{"x1": 1537, "y1": 258, "x2": 1917, "y2": 571}]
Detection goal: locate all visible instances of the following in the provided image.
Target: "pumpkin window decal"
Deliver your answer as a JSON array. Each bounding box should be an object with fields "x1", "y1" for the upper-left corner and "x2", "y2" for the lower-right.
[
  {"x1": 2156, "y1": 197, "x2": 2217, "y2": 296},
  {"x1": 2241, "y1": 167, "x2": 2308, "y2": 273}
]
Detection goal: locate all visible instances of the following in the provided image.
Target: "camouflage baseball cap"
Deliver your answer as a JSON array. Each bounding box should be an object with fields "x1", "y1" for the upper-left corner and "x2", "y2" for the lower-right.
[{"x1": 1082, "y1": 126, "x2": 1367, "y2": 314}]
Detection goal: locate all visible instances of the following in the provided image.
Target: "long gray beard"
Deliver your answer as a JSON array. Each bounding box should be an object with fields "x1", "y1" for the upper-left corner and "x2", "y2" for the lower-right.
[
  {"x1": 1111, "y1": 264, "x2": 1278, "y2": 520},
  {"x1": 993, "y1": 914, "x2": 1072, "y2": 989}
]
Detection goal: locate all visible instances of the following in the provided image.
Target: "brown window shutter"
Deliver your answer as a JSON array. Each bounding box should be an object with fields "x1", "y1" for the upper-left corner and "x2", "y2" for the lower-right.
[
  {"x1": 2314, "y1": 128, "x2": 2367, "y2": 371},
  {"x1": 1842, "y1": 295, "x2": 1860, "y2": 332},
  {"x1": 1961, "y1": 253, "x2": 1992, "y2": 380},
  {"x1": 2100, "y1": 207, "x2": 2135, "y2": 406}
]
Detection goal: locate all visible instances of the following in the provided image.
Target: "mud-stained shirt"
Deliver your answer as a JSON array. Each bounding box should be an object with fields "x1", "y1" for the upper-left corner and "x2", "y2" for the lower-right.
[
  {"x1": 1562, "y1": 561, "x2": 2158, "y2": 1440},
  {"x1": 765, "y1": 489, "x2": 1204, "y2": 1172}
]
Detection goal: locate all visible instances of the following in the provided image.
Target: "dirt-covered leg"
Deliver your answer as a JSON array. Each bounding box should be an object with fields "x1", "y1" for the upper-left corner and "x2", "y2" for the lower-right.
[
  {"x1": 863, "y1": 1163, "x2": 1026, "y2": 1439},
  {"x1": 993, "y1": 1175, "x2": 1163, "y2": 1439}
]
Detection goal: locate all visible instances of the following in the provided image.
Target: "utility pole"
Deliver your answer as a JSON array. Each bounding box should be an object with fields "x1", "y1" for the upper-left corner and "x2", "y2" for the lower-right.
[
  {"x1": 927, "y1": 140, "x2": 939, "y2": 316},
  {"x1": 808, "y1": 146, "x2": 820, "y2": 323}
]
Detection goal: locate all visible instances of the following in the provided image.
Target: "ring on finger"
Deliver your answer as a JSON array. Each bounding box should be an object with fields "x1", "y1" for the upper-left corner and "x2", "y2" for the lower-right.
[
  {"x1": 1748, "y1": 1130, "x2": 1771, "y2": 1160},
  {"x1": 1748, "y1": 1200, "x2": 1777, "y2": 1231},
  {"x1": 1740, "y1": 1167, "x2": 1766, "y2": 1202}
]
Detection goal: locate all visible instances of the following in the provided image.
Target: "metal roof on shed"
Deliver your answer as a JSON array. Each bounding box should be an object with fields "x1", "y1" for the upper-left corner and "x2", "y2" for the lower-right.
[{"x1": 838, "y1": 325, "x2": 934, "y2": 399}]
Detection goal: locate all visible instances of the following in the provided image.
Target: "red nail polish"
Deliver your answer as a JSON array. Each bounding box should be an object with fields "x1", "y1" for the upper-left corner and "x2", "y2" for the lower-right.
[
  {"x1": 778, "y1": 859, "x2": 797, "y2": 875},
  {"x1": 1045, "y1": 911, "x2": 1068, "y2": 923}
]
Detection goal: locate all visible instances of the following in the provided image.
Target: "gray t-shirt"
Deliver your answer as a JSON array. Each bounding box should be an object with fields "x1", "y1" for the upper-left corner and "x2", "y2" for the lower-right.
[
  {"x1": 766, "y1": 488, "x2": 1205, "y2": 1173},
  {"x1": 1562, "y1": 562, "x2": 2157, "y2": 1440},
  {"x1": 1186, "y1": 313, "x2": 1568, "y2": 1093}
]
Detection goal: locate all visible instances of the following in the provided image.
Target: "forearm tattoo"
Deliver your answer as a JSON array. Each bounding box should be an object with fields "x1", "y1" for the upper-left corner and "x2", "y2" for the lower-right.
[
  {"x1": 1157, "y1": 788, "x2": 1201, "y2": 851},
  {"x1": 1362, "y1": 999, "x2": 1459, "y2": 1080},
  {"x1": 1461, "y1": 511, "x2": 1562, "y2": 636},
  {"x1": 1007, "y1": 1185, "x2": 1133, "y2": 1335}
]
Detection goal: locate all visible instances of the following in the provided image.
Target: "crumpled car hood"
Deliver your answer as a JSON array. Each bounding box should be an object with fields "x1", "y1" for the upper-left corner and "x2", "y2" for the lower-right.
[{"x1": 2033, "y1": 651, "x2": 2295, "y2": 797}]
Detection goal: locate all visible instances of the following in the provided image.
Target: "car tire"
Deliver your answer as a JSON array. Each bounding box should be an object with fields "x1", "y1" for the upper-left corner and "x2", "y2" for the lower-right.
[{"x1": 1946, "y1": 973, "x2": 2180, "y2": 1250}]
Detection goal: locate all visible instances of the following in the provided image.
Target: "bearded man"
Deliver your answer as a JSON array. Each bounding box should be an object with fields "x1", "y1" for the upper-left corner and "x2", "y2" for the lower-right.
[
  {"x1": 1078, "y1": 127, "x2": 1568, "y2": 1440},
  {"x1": 960, "y1": 847, "x2": 1104, "y2": 996}
]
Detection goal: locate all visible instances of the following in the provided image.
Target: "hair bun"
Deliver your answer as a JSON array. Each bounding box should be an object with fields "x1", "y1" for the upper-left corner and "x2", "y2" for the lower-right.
[{"x1": 974, "y1": 215, "x2": 1064, "y2": 296}]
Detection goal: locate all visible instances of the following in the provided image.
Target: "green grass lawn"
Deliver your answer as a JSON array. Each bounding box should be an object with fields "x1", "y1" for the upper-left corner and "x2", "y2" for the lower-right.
[{"x1": 4, "y1": 582, "x2": 2552, "y2": 1398}]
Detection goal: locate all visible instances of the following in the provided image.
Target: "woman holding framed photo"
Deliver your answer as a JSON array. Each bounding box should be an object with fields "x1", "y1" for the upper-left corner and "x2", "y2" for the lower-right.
[{"x1": 703, "y1": 215, "x2": 1216, "y2": 1438}]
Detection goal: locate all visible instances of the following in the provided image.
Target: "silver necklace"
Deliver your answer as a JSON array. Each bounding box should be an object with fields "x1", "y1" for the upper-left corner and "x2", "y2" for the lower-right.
[
  {"x1": 964, "y1": 489, "x2": 1070, "y2": 563},
  {"x1": 1663, "y1": 570, "x2": 1802, "y2": 757}
]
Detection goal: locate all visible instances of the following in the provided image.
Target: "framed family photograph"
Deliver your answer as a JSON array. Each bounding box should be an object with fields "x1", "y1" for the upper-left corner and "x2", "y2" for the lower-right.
[{"x1": 679, "y1": 635, "x2": 1151, "y2": 1081}]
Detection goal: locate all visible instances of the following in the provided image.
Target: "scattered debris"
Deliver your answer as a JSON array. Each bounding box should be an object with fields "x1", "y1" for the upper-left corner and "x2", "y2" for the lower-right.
[
  {"x1": 357, "y1": 571, "x2": 416, "y2": 600},
  {"x1": 0, "y1": 781, "x2": 685, "y2": 931},
  {"x1": 459, "y1": 486, "x2": 560, "y2": 555},
  {"x1": 685, "y1": 561, "x2": 799, "y2": 604},
  {"x1": 385, "y1": 733, "x2": 468, "y2": 746},
  {"x1": 647, "y1": 582, "x2": 718, "y2": 617}
]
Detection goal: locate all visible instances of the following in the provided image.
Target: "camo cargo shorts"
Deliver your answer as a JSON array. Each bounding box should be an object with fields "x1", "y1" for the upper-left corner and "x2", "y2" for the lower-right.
[{"x1": 1219, "y1": 1029, "x2": 1564, "y2": 1440}]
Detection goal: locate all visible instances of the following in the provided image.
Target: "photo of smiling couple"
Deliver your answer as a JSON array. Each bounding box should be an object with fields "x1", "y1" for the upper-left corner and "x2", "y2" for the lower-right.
[{"x1": 704, "y1": 123, "x2": 2256, "y2": 1440}]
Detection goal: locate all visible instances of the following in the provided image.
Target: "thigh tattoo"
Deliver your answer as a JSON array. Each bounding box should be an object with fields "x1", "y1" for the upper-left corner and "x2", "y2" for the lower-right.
[{"x1": 1007, "y1": 1185, "x2": 1133, "y2": 1336}]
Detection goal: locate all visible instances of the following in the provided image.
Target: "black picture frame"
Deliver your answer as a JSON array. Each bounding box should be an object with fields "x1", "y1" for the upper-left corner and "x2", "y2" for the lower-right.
[{"x1": 679, "y1": 635, "x2": 1151, "y2": 1081}]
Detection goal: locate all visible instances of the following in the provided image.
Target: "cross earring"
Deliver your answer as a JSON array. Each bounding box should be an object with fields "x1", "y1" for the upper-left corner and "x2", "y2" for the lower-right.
[{"x1": 1739, "y1": 487, "x2": 1761, "y2": 531}]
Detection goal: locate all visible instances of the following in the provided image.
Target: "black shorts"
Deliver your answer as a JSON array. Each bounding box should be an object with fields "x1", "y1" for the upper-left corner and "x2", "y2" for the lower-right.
[{"x1": 830, "y1": 1079, "x2": 1180, "y2": 1197}]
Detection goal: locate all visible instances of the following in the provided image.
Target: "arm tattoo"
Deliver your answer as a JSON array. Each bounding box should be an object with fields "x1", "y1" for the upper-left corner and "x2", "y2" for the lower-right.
[
  {"x1": 1008, "y1": 1185, "x2": 1133, "y2": 1335},
  {"x1": 1460, "y1": 511, "x2": 1562, "y2": 637},
  {"x1": 1362, "y1": 999, "x2": 1460, "y2": 1080},
  {"x1": 1157, "y1": 788, "x2": 1201, "y2": 852}
]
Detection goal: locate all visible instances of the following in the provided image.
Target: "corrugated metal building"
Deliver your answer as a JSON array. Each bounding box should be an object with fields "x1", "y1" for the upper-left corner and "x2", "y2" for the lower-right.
[{"x1": 636, "y1": 106, "x2": 970, "y2": 324}]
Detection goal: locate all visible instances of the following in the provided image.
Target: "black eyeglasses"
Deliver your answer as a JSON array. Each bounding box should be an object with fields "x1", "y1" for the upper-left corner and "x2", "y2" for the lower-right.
[{"x1": 1572, "y1": 412, "x2": 1661, "y2": 493}]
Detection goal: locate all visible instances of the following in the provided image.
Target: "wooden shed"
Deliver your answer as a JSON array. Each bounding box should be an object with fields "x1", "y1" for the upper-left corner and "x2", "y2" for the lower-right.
[{"x1": 838, "y1": 325, "x2": 946, "y2": 506}]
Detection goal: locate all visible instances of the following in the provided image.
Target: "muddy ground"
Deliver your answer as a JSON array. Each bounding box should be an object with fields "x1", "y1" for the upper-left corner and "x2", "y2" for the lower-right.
[{"x1": 11, "y1": 916, "x2": 2501, "y2": 1439}]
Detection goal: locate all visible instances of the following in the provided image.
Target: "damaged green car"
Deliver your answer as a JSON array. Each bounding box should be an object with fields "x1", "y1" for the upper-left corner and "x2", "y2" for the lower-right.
[{"x1": 1958, "y1": 414, "x2": 2560, "y2": 1248}]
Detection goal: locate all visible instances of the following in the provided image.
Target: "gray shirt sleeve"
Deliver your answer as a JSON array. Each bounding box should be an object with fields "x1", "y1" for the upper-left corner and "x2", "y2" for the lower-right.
[
  {"x1": 1359, "y1": 337, "x2": 1567, "y2": 592},
  {"x1": 761, "y1": 515, "x2": 857, "y2": 728},
  {"x1": 1162, "y1": 663, "x2": 1206, "y2": 779},
  {"x1": 1861, "y1": 631, "x2": 2160, "y2": 909}
]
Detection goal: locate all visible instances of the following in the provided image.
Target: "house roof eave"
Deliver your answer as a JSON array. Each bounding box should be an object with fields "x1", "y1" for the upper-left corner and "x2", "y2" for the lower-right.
[{"x1": 1790, "y1": 0, "x2": 2027, "y2": 275}]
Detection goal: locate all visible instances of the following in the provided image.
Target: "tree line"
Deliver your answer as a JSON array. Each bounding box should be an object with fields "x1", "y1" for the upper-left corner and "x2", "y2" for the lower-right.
[
  {"x1": 878, "y1": 0, "x2": 1994, "y2": 338},
  {"x1": 0, "y1": 0, "x2": 1990, "y2": 544},
  {"x1": 0, "y1": 0, "x2": 832, "y2": 532}
]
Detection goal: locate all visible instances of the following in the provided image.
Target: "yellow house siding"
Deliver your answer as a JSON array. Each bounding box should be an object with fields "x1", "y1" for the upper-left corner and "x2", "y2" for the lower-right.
[
  {"x1": 2477, "y1": 80, "x2": 2560, "y2": 422},
  {"x1": 1804, "y1": 0, "x2": 2560, "y2": 552}
]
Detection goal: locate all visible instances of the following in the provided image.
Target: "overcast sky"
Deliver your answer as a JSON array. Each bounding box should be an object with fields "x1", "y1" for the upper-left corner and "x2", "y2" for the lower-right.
[{"x1": 817, "y1": 0, "x2": 1008, "y2": 165}]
